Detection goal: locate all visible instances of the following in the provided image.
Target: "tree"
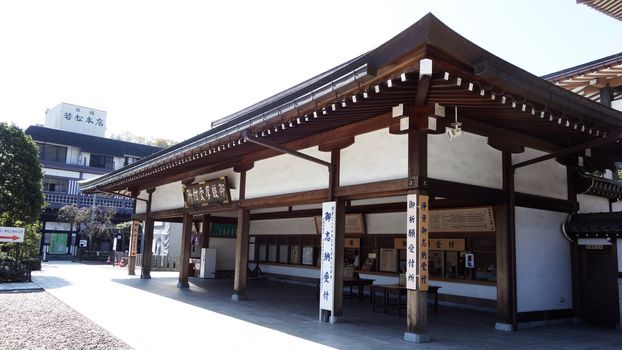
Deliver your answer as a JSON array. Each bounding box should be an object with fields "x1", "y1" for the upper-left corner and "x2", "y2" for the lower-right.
[
  {"x1": 0, "y1": 122, "x2": 44, "y2": 226},
  {"x1": 0, "y1": 123, "x2": 44, "y2": 259},
  {"x1": 110, "y1": 131, "x2": 177, "y2": 148},
  {"x1": 81, "y1": 206, "x2": 117, "y2": 250}
]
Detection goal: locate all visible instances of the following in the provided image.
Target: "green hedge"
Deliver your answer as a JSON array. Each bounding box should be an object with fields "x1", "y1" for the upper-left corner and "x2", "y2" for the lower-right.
[{"x1": 0, "y1": 256, "x2": 31, "y2": 283}]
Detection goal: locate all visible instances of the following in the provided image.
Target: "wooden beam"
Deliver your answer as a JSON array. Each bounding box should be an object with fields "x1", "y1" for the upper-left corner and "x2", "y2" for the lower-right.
[{"x1": 318, "y1": 137, "x2": 355, "y2": 152}]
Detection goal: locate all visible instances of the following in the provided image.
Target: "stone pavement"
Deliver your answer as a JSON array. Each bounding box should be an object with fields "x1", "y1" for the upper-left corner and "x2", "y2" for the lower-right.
[
  {"x1": 31, "y1": 262, "x2": 622, "y2": 350},
  {"x1": 0, "y1": 281, "x2": 43, "y2": 293}
]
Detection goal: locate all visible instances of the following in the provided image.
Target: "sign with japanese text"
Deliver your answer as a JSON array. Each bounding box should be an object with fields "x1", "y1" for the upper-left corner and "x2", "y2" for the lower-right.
[
  {"x1": 319, "y1": 201, "x2": 336, "y2": 312},
  {"x1": 429, "y1": 238, "x2": 465, "y2": 251},
  {"x1": 429, "y1": 206, "x2": 495, "y2": 232},
  {"x1": 183, "y1": 177, "x2": 231, "y2": 207},
  {"x1": 406, "y1": 194, "x2": 418, "y2": 290},
  {"x1": 0, "y1": 227, "x2": 25, "y2": 243},
  {"x1": 418, "y1": 195, "x2": 429, "y2": 291},
  {"x1": 129, "y1": 221, "x2": 139, "y2": 257}
]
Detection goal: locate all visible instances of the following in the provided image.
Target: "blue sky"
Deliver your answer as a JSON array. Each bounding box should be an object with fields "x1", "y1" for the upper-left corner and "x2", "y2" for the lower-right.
[{"x1": 0, "y1": 0, "x2": 620, "y2": 142}]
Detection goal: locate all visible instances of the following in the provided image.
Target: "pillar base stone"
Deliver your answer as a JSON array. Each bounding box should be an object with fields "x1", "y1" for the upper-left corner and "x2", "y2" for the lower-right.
[
  {"x1": 177, "y1": 282, "x2": 190, "y2": 289},
  {"x1": 231, "y1": 293, "x2": 247, "y2": 301},
  {"x1": 329, "y1": 315, "x2": 342, "y2": 324},
  {"x1": 495, "y1": 322, "x2": 514, "y2": 332},
  {"x1": 404, "y1": 332, "x2": 430, "y2": 343},
  {"x1": 140, "y1": 274, "x2": 151, "y2": 279}
]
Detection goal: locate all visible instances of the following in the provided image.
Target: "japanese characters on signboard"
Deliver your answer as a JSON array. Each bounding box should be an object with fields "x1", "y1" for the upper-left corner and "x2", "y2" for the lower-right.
[
  {"x1": 63, "y1": 108, "x2": 104, "y2": 127},
  {"x1": 406, "y1": 194, "x2": 418, "y2": 290},
  {"x1": 129, "y1": 220, "x2": 139, "y2": 257},
  {"x1": 183, "y1": 177, "x2": 231, "y2": 208},
  {"x1": 319, "y1": 201, "x2": 336, "y2": 312},
  {"x1": 418, "y1": 195, "x2": 429, "y2": 291}
]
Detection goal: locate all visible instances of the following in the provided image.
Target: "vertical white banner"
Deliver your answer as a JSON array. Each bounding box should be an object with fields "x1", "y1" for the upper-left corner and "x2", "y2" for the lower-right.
[
  {"x1": 319, "y1": 201, "x2": 336, "y2": 312},
  {"x1": 406, "y1": 194, "x2": 418, "y2": 290}
]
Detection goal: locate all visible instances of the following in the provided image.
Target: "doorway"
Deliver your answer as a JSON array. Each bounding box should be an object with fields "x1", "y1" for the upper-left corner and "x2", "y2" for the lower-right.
[{"x1": 579, "y1": 244, "x2": 619, "y2": 327}]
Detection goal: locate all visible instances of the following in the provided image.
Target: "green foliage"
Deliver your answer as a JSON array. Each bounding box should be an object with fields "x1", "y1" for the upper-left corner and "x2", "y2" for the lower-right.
[
  {"x1": 110, "y1": 131, "x2": 176, "y2": 149},
  {"x1": 0, "y1": 122, "x2": 44, "y2": 226},
  {"x1": 0, "y1": 256, "x2": 31, "y2": 282}
]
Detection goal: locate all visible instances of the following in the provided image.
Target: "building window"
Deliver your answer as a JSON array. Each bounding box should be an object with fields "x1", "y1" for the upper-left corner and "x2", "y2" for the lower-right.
[
  {"x1": 124, "y1": 155, "x2": 140, "y2": 166},
  {"x1": 37, "y1": 143, "x2": 67, "y2": 163},
  {"x1": 90, "y1": 154, "x2": 113, "y2": 170},
  {"x1": 43, "y1": 177, "x2": 68, "y2": 193}
]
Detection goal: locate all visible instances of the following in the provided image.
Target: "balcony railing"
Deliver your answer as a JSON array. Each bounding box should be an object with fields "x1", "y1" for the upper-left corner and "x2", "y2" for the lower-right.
[{"x1": 44, "y1": 192, "x2": 134, "y2": 213}]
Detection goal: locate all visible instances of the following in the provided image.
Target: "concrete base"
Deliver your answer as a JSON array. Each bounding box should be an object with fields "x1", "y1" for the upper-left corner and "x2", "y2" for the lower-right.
[
  {"x1": 403, "y1": 332, "x2": 430, "y2": 343},
  {"x1": 231, "y1": 293, "x2": 247, "y2": 301},
  {"x1": 329, "y1": 316, "x2": 342, "y2": 324},
  {"x1": 140, "y1": 275, "x2": 151, "y2": 279},
  {"x1": 177, "y1": 282, "x2": 190, "y2": 289},
  {"x1": 495, "y1": 322, "x2": 514, "y2": 332}
]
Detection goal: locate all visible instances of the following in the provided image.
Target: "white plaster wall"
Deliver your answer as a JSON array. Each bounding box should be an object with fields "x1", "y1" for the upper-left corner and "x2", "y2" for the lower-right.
[
  {"x1": 366, "y1": 212, "x2": 404, "y2": 234},
  {"x1": 578, "y1": 194, "x2": 610, "y2": 213},
  {"x1": 340, "y1": 128, "x2": 407, "y2": 186},
  {"x1": 245, "y1": 146, "x2": 330, "y2": 199},
  {"x1": 612, "y1": 201, "x2": 622, "y2": 213},
  {"x1": 430, "y1": 280, "x2": 496, "y2": 300},
  {"x1": 513, "y1": 148, "x2": 567, "y2": 200},
  {"x1": 251, "y1": 264, "x2": 320, "y2": 279},
  {"x1": 515, "y1": 207, "x2": 573, "y2": 312},
  {"x1": 135, "y1": 191, "x2": 148, "y2": 214},
  {"x1": 209, "y1": 237, "x2": 236, "y2": 270},
  {"x1": 150, "y1": 181, "x2": 184, "y2": 211},
  {"x1": 195, "y1": 168, "x2": 241, "y2": 201},
  {"x1": 44, "y1": 168, "x2": 80, "y2": 178},
  {"x1": 428, "y1": 132, "x2": 502, "y2": 189},
  {"x1": 250, "y1": 217, "x2": 317, "y2": 235}
]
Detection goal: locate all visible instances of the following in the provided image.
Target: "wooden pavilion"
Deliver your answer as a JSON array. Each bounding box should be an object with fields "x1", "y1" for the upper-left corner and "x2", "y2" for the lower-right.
[{"x1": 81, "y1": 14, "x2": 622, "y2": 340}]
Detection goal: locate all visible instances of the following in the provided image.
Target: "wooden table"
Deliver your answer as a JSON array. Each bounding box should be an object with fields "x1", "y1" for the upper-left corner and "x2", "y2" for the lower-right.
[
  {"x1": 316, "y1": 278, "x2": 375, "y2": 301},
  {"x1": 371, "y1": 284, "x2": 441, "y2": 315}
]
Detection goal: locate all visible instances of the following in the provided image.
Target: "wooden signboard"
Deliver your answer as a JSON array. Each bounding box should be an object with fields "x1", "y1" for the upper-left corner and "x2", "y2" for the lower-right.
[
  {"x1": 429, "y1": 238, "x2": 465, "y2": 251},
  {"x1": 418, "y1": 195, "x2": 429, "y2": 291},
  {"x1": 315, "y1": 213, "x2": 365, "y2": 235},
  {"x1": 183, "y1": 176, "x2": 231, "y2": 208},
  {"x1": 129, "y1": 220, "x2": 139, "y2": 257},
  {"x1": 430, "y1": 206, "x2": 495, "y2": 232},
  {"x1": 344, "y1": 238, "x2": 360, "y2": 248}
]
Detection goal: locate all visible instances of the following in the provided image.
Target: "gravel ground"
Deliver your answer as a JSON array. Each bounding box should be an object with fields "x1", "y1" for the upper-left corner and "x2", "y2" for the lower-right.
[{"x1": 0, "y1": 291, "x2": 132, "y2": 350}]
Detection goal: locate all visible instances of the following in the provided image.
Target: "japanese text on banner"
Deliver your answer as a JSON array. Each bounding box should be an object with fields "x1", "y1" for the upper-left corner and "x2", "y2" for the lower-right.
[
  {"x1": 406, "y1": 194, "x2": 418, "y2": 290},
  {"x1": 319, "y1": 202, "x2": 336, "y2": 312},
  {"x1": 418, "y1": 195, "x2": 429, "y2": 291}
]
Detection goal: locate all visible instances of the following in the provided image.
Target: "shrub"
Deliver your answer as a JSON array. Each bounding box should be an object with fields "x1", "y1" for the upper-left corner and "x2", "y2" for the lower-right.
[{"x1": 0, "y1": 256, "x2": 31, "y2": 283}]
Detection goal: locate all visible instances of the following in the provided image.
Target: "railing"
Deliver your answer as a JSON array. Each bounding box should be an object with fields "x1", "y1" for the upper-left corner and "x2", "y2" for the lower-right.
[{"x1": 44, "y1": 192, "x2": 134, "y2": 212}]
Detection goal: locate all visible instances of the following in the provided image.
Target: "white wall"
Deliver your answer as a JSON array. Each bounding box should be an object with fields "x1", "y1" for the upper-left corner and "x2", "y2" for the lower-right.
[
  {"x1": 150, "y1": 181, "x2": 184, "y2": 211},
  {"x1": 366, "y1": 212, "x2": 404, "y2": 234},
  {"x1": 245, "y1": 146, "x2": 330, "y2": 199},
  {"x1": 210, "y1": 237, "x2": 236, "y2": 270},
  {"x1": 340, "y1": 128, "x2": 407, "y2": 186},
  {"x1": 515, "y1": 207, "x2": 572, "y2": 312},
  {"x1": 250, "y1": 217, "x2": 317, "y2": 235},
  {"x1": 513, "y1": 148, "x2": 567, "y2": 200},
  {"x1": 578, "y1": 194, "x2": 610, "y2": 213},
  {"x1": 429, "y1": 131, "x2": 502, "y2": 189},
  {"x1": 44, "y1": 168, "x2": 80, "y2": 178},
  {"x1": 611, "y1": 201, "x2": 622, "y2": 213}
]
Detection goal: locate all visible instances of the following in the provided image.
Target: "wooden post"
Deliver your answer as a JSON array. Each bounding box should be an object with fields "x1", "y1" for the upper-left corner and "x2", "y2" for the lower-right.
[
  {"x1": 127, "y1": 220, "x2": 139, "y2": 275},
  {"x1": 141, "y1": 188, "x2": 155, "y2": 279},
  {"x1": 201, "y1": 215, "x2": 211, "y2": 249},
  {"x1": 232, "y1": 208, "x2": 250, "y2": 300},
  {"x1": 404, "y1": 112, "x2": 430, "y2": 343},
  {"x1": 178, "y1": 213, "x2": 193, "y2": 288},
  {"x1": 232, "y1": 169, "x2": 249, "y2": 301}
]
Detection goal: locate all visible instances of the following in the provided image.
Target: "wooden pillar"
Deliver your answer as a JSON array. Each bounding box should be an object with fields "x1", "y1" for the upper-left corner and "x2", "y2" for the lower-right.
[
  {"x1": 178, "y1": 213, "x2": 193, "y2": 288},
  {"x1": 601, "y1": 86, "x2": 613, "y2": 108},
  {"x1": 331, "y1": 150, "x2": 345, "y2": 322},
  {"x1": 232, "y1": 208, "x2": 250, "y2": 300},
  {"x1": 201, "y1": 215, "x2": 211, "y2": 249},
  {"x1": 141, "y1": 188, "x2": 155, "y2": 279},
  {"x1": 405, "y1": 113, "x2": 429, "y2": 343},
  {"x1": 232, "y1": 169, "x2": 249, "y2": 301},
  {"x1": 494, "y1": 151, "x2": 518, "y2": 331}
]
